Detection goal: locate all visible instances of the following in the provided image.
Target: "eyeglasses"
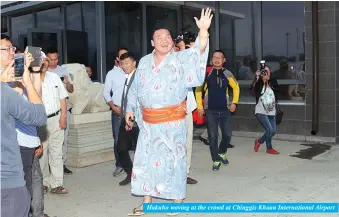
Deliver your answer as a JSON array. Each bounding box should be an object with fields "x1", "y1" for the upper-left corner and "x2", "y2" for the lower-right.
[{"x1": 0, "y1": 47, "x2": 16, "y2": 53}]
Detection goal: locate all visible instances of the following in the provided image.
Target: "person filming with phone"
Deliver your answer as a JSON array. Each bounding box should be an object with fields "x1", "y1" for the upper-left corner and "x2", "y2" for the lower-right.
[
  {"x1": 46, "y1": 47, "x2": 74, "y2": 175},
  {"x1": 251, "y1": 61, "x2": 280, "y2": 155},
  {"x1": 1, "y1": 34, "x2": 47, "y2": 217}
]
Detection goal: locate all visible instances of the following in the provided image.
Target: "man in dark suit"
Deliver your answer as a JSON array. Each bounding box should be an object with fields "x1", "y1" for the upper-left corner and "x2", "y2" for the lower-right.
[{"x1": 116, "y1": 52, "x2": 139, "y2": 186}]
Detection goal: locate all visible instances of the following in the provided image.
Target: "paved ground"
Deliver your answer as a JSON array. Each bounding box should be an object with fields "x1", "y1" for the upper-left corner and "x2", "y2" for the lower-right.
[{"x1": 45, "y1": 136, "x2": 339, "y2": 217}]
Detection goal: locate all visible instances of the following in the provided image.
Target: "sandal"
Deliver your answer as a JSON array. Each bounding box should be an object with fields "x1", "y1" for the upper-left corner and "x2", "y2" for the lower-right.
[
  {"x1": 43, "y1": 186, "x2": 48, "y2": 194},
  {"x1": 50, "y1": 186, "x2": 68, "y2": 194},
  {"x1": 128, "y1": 208, "x2": 145, "y2": 216}
]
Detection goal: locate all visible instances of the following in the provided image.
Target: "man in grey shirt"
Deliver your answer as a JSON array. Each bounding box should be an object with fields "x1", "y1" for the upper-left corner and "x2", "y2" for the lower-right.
[{"x1": 1, "y1": 49, "x2": 47, "y2": 216}]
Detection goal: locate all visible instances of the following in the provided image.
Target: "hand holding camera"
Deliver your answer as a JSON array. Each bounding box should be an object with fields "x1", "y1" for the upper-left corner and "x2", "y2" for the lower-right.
[
  {"x1": 0, "y1": 60, "x2": 14, "y2": 83},
  {"x1": 14, "y1": 46, "x2": 42, "y2": 80}
]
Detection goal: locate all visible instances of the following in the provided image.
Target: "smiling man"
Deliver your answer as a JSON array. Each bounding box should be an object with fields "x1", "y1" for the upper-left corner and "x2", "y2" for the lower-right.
[{"x1": 124, "y1": 8, "x2": 212, "y2": 216}]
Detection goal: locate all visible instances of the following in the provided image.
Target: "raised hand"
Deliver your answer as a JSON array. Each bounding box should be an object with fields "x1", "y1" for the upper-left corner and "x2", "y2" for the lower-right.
[
  {"x1": 0, "y1": 60, "x2": 14, "y2": 83},
  {"x1": 194, "y1": 8, "x2": 213, "y2": 31}
]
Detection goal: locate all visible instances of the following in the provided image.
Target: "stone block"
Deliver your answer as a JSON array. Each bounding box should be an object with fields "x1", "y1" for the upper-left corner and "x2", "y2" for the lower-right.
[{"x1": 66, "y1": 111, "x2": 114, "y2": 168}]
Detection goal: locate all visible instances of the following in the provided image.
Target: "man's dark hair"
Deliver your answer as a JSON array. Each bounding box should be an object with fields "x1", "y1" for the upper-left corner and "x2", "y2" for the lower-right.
[
  {"x1": 1, "y1": 34, "x2": 11, "y2": 41},
  {"x1": 47, "y1": 47, "x2": 58, "y2": 55},
  {"x1": 120, "y1": 52, "x2": 136, "y2": 62},
  {"x1": 212, "y1": 50, "x2": 225, "y2": 58},
  {"x1": 151, "y1": 26, "x2": 171, "y2": 39}
]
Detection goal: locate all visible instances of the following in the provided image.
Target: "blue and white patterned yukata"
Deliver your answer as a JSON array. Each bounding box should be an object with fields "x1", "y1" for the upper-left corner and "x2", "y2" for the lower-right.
[{"x1": 126, "y1": 37, "x2": 209, "y2": 200}]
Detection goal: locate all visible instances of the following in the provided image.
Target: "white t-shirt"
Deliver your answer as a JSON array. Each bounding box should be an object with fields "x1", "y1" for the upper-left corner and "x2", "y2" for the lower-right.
[{"x1": 255, "y1": 86, "x2": 276, "y2": 116}]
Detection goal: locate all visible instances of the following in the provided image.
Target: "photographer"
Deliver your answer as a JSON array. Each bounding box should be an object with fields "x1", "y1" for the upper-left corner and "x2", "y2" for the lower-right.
[
  {"x1": 251, "y1": 64, "x2": 279, "y2": 155},
  {"x1": 1, "y1": 34, "x2": 47, "y2": 217},
  {"x1": 174, "y1": 30, "x2": 198, "y2": 184}
]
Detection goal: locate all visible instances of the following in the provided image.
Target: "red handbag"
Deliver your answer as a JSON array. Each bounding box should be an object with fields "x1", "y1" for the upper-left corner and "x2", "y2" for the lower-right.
[{"x1": 192, "y1": 66, "x2": 212, "y2": 128}]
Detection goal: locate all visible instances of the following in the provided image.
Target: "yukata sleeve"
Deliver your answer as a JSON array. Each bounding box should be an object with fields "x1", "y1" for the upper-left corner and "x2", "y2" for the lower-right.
[{"x1": 178, "y1": 37, "x2": 209, "y2": 88}]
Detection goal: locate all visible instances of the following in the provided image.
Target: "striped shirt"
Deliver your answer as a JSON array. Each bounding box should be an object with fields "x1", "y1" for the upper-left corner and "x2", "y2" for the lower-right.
[
  {"x1": 41, "y1": 71, "x2": 69, "y2": 115},
  {"x1": 15, "y1": 91, "x2": 40, "y2": 148}
]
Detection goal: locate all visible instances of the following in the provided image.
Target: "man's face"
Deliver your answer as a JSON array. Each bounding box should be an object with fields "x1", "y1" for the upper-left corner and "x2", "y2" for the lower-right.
[
  {"x1": 0, "y1": 39, "x2": 15, "y2": 68},
  {"x1": 41, "y1": 59, "x2": 49, "y2": 73},
  {"x1": 120, "y1": 57, "x2": 136, "y2": 74},
  {"x1": 47, "y1": 53, "x2": 58, "y2": 69},
  {"x1": 86, "y1": 66, "x2": 92, "y2": 78},
  {"x1": 212, "y1": 52, "x2": 226, "y2": 68},
  {"x1": 151, "y1": 29, "x2": 173, "y2": 55}
]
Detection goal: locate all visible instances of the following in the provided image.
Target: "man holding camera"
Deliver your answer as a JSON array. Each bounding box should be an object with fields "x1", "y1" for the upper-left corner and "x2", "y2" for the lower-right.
[
  {"x1": 47, "y1": 48, "x2": 74, "y2": 175},
  {"x1": 1, "y1": 34, "x2": 47, "y2": 217},
  {"x1": 175, "y1": 31, "x2": 198, "y2": 185}
]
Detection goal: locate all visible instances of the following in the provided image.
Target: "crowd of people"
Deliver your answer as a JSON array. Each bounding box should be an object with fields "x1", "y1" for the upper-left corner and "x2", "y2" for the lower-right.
[{"x1": 1, "y1": 7, "x2": 281, "y2": 217}]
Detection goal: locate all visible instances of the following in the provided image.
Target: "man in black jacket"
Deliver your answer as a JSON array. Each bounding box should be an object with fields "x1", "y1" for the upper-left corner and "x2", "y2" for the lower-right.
[{"x1": 116, "y1": 52, "x2": 139, "y2": 186}]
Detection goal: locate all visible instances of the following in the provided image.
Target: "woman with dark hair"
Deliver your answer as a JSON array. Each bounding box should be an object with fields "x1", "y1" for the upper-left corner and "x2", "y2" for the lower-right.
[{"x1": 251, "y1": 66, "x2": 280, "y2": 155}]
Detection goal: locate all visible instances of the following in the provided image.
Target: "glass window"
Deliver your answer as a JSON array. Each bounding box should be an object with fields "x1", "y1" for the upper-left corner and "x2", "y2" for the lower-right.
[
  {"x1": 11, "y1": 14, "x2": 33, "y2": 49},
  {"x1": 220, "y1": 2, "x2": 257, "y2": 80},
  {"x1": 36, "y1": 7, "x2": 62, "y2": 29},
  {"x1": 146, "y1": 5, "x2": 178, "y2": 53},
  {"x1": 105, "y1": 2, "x2": 142, "y2": 73},
  {"x1": 82, "y1": 2, "x2": 97, "y2": 80},
  {"x1": 262, "y1": 1, "x2": 305, "y2": 102},
  {"x1": 66, "y1": 3, "x2": 82, "y2": 31}
]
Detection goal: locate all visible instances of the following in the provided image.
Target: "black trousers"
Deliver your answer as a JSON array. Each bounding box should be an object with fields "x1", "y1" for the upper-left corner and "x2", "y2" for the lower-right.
[
  {"x1": 20, "y1": 146, "x2": 35, "y2": 199},
  {"x1": 117, "y1": 119, "x2": 139, "y2": 174}
]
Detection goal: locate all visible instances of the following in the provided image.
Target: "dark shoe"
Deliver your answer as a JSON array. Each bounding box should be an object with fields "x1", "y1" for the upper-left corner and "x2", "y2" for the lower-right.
[
  {"x1": 228, "y1": 144, "x2": 234, "y2": 148},
  {"x1": 64, "y1": 165, "x2": 73, "y2": 175},
  {"x1": 212, "y1": 161, "x2": 221, "y2": 171},
  {"x1": 199, "y1": 136, "x2": 209, "y2": 145},
  {"x1": 113, "y1": 166, "x2": 124, "y2": 177},
  {"x1": 119, "y1": 174, "x2": 131, "y2": 186},
  {"x1": 218, "y1": 153, "x2": 229, "y2": 165},
  {"x1": 187, "y1": 177, "x2": 198, "y2": 184}
]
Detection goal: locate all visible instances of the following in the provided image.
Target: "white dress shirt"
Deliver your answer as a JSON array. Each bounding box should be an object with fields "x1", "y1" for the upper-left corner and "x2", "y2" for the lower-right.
[
  {"x1": 104, "y1": 66, "x2": 126, "y2": 107},
  {"x1": 187, "y1": 88, "x2": 197, "y2": 113},
  {"x1": 41, "y1": 71, "x2": 69, "y2": 116},
  {"x1": 124, "y1": 70, "x2": 136, "y2": 96}
]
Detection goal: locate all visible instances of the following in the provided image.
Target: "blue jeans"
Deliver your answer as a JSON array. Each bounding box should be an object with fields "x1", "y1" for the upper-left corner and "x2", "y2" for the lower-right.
[
  {"x1": 256, "y1": 114, "x2": 276, "y2": 150},
  {"x1": 206, "y1": 109, "x2": 232, "y2": 162},
  {"x1": 111, "y1": 111, "x2": 121, "y2": 167}
]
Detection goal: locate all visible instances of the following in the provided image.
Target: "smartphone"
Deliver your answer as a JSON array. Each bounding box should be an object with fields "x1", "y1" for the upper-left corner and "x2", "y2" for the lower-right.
[
  {"x1": 60, "y1": 76, "x2": 64, "y2": 82},
  {"x1": 27, "y1": 46, "x2": 42, "y2": 67},
  {"x1": 14, "y1": 54, "x2": 25, "y2": 79}
]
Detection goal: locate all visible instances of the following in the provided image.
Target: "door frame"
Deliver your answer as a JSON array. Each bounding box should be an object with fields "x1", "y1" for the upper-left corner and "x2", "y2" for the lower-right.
[{"x1": 27, "y1": 28, "x2": 63, "y2": 64}]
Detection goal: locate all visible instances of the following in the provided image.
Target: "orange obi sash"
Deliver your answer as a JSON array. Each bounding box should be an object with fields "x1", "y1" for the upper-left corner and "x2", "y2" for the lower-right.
[{"x1": 142, "y1": 101, "x2": 187, "y2": 124}]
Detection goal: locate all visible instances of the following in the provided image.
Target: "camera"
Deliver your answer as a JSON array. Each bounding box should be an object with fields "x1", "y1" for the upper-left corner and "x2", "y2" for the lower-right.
[
  {"x1": 174, "y1": 25, "x2": 196, "y2": 45},
  {"x1": 259, "y1": 60, "x2": 267, "y2": 76}
]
